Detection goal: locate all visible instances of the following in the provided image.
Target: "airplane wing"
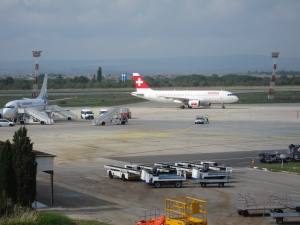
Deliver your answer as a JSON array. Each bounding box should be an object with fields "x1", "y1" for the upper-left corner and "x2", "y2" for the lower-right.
[
  {"x1": 155, "y1": 95, "x2": 184, "y2": 102},
  {"x1": 47, "y1": 97, "x2": 73, "y2": 103}
]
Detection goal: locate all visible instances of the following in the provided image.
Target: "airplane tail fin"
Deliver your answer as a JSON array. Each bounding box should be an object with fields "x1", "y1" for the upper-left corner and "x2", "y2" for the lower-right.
[
  {"x1": 132, "y1": 73, "x2": 152, "y2": 91},
  {"x1": 37, "y1": 74, "x2": 48, "y2": 101}
]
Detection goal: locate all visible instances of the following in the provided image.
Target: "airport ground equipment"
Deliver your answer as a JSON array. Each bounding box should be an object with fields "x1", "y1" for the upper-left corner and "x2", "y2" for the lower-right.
[
  {"x1": 136, "y1": 196, "x2": 208, "y2": 225},
  {"x1": 287, "y1": 144, "x2": 300, "y2": 161},
  {"x1": 46, "y1": 105, "x2": 76, "y2": 120},
  {"x1": 80, "y1": 108, "x2": 94, "y2": 120},
  {"x1": 258, "y1": 152, "x2": 281, "y2": 163},
  {"x1": 104, "y1": 165, "x2": 141, "y2": 181},
  {"x1": 142, "y1": 169, "x2": 185, "y2": 188},
  {"x1": 236, "y1": 193, "x2": 293, "y2": 217},
  {"x1": 165, "y1": 196, "x2": 207, "y2": 225},
  {"x1": 93, "y1": 107, "x2": 128, "y2": 126},
  {"x1": 192, "y1": 170, "x2": 230, "y2": 187},
  {"x1": 194, "y1": 115, "x2": 209, "y2": 124},
  {"x1": 120, "y1": 107, "x2": 132, "y2": 119},
  {"x1": 270, "y1": 208, "x2": 300, "y2": 224},
  {"x1": 17, "y1": 105, "x2": 75, "y2": 125},
  {"x1": 18, "y1": 107, "x2": 54, "y2": 125}
]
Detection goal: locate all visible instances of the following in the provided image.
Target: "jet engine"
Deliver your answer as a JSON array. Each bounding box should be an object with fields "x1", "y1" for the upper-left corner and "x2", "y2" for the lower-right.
[
  {"x1": 188, "y1": 100, "x2": 200, "y2": 108},
  {"x1": 200, "y1": 102, "x2": 211, "y2": 107},
  {"x1": 188, "y1": 100, "x2": 211, "y2": 108}
]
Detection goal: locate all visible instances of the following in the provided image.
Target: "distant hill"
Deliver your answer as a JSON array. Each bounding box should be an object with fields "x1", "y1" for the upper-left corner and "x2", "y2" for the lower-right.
[{"x1": 0, "y1": 54, "x2": 299, "y2": 76}]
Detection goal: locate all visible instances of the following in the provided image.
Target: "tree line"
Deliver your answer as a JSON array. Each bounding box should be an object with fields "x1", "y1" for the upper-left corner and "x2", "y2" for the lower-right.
[
  {"x1": 0, "y1": 127, "x2": 36, "y2": 215},
  {"x1": 0, "y1": 72, "x2": 300, "y2": 90}
]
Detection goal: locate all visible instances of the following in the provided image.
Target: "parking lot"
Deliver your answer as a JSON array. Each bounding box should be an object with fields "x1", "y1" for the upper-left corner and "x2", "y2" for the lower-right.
[{"x1": 1, "y1": 102, "x2": 300, "y2": 225}]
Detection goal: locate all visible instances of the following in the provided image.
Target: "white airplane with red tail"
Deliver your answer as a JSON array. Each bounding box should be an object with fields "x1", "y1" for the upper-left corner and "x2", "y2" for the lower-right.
[{"x1": 131, "y1": 73, "x2": 239, "y2": 109}]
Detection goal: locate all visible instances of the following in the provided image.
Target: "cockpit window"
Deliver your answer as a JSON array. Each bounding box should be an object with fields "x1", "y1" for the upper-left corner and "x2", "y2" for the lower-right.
[
  {"x1": 227, "y1": 93, "x2": 235, "y2": 96},
  {"x1": 5, "y1": 105, "x2": 15, "y2": 108}
]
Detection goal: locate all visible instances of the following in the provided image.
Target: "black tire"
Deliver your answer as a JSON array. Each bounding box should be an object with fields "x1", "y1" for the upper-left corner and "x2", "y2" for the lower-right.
[
  {"x1": 276, "y1": 217, "x2": 284, "y2": 224},
  {"x1": 154, "y1": 182, "x2": 161, "y2": 188},
  {"x1": 121, "y1": 174, "x2": 126, "y2": 181},
  {"x1": 180, "y1": 105, "x2": 185, "y2": 109},
  {"x1": 67, "y1": 117, "x2": 72, "y2": 120},
  {"x1": 242, "y1": 210, "x2": 249, "y2": 217},
  {"x1": 175, "y1": 182, "x2": 182, "y2": 188},
  {"x1": 108, "y1": 171, "x2": 113, "y2": 179},
  {"x1": 40, "y1": 121, "x2": 45, "y2": 125},
  {"x1": 101, "y1": 122, "x2": 105, "y2": 126}
]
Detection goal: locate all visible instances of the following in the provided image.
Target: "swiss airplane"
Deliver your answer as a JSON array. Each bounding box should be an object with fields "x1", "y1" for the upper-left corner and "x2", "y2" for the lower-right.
[{"x1": 131, "y1": 73, "x2": 239, "y2": 108}]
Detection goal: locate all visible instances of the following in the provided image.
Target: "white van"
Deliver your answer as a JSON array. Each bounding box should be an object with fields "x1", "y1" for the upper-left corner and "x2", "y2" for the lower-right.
[{"x1": 80, "y1": 109, "x2": 94, "y2": 120}]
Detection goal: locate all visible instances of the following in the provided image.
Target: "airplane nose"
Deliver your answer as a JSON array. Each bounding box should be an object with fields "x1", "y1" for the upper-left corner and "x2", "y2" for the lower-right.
[
  {"x1": 3, "y1": 108, "x2": 13, "y2": 119},
  {"x1": 235, "y1": 96, "x2": 239, "y2": 103}
]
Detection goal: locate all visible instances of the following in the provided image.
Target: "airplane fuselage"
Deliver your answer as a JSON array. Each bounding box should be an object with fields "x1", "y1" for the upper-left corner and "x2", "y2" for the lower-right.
[
  {"x1": 131, "y1": 89, "x2": 238, "y2": 105},
  {"x1": 3, "y1": 98, "x2": 47, "y2": 120}
]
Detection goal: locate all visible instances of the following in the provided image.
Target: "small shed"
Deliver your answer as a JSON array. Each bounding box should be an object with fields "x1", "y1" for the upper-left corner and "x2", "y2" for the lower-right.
[{"x1": 33, "y1": 150, "x2": 56, "y2": 206}]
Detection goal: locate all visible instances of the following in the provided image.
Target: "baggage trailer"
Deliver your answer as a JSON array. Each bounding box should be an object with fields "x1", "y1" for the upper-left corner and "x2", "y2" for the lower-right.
[
  {"x1": 142, "y1": 169, "x2": 186, "y2": 188},
  {"x1": 171, "y1": 165, "x2": 193, "y2": 178},
  {"x1": 236, "y1": 193, "x2": 291, "y2": 217},
  {"x1": 270, "y1": 210, "x2": 300, "y2": 224},
  {"x1": 104, "y1": 165, "x2": 141, "y2": 181},
  {"x1": 193, "y1": 171, "x2": 231, "y2": 187}
]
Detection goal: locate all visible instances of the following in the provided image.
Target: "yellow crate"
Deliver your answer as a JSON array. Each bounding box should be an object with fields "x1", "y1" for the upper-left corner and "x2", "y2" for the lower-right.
[{"x1": 165, "y1": 196, "x2": 207, "y2": 225}]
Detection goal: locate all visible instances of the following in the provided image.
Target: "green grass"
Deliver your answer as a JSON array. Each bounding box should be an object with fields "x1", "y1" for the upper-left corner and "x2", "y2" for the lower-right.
[
  {"x1": 0, "y1": 212, "x2": 111, "y2": 225},
  {"x1": 258, "y1": 162, "x2": 300, "y2": 173},
  {"x1": 238, "y1": 91, "x2": 300, "y2": 104}
]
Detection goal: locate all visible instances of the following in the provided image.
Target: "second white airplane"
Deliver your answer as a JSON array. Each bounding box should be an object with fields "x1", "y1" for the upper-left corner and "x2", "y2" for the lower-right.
[{"x1": 131, "y1": 73, "x2": 239, "y2": 108}]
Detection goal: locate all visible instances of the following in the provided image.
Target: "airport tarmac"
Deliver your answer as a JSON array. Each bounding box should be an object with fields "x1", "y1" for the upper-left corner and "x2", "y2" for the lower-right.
[{"x1": 1, "y1": 102, "x2": 300, "y2": 225}]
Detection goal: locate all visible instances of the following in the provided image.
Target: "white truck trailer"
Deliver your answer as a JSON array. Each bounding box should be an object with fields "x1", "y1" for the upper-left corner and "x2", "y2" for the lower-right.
[
  {"x1": 104, "y1": 165, "x2": 141, "y2": 181},
  {"x1": 141, "y1": 169, "x2": 186, "y2": 188}
]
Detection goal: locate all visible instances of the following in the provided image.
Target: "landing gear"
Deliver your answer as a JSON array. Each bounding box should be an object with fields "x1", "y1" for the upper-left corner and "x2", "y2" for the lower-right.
[
  {"x1": 222, "y1": 104, "x2": 225, "y2": 109},
  {"x1": 180, "y1": 105, "x2": 185, "y2": 109}
]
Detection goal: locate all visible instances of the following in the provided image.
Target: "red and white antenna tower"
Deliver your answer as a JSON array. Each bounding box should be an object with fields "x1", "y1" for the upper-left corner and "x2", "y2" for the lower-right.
[
  {"x1": 32, "y1": 50, "x2": 42, "y2": 98},
  {"x1": 267, "y1": 52, "x2": 279, "y2": 100}
]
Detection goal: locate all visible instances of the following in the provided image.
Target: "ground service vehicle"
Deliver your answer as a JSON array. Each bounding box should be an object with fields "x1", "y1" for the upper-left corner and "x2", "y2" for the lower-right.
[
  {"x1": 194, "y1": 115, "x2": 209, "y2": 124},
  {"x1": 104, "y1": 165, "x2": 140, "y2": 181},
  {"x1": 288, "y1": 144, "x2": 300, "y2": 161},
  {"x1": 0, "y1": 119, "x2": 15, "y2": 127},
  {"x1": 193, "y1": 171, "x2": 230, "y2": 187},
  {"x1": 81, "y1": 109, "x2": 94, "y2": 120},
  {"x1": 258, "y1": 152, "x2": 281, "y2": 163},
  {"x1": 120, "y1": 107, "x2": 131, "y2": 119},
  {"x1": 142, "y1": 169, "x2": 185, "y2": 188}
]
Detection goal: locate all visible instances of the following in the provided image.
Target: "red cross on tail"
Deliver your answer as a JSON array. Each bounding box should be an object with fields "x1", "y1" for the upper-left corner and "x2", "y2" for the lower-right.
[{"x1": 132, "y1": 73, "x2": 150, "y2": 89}]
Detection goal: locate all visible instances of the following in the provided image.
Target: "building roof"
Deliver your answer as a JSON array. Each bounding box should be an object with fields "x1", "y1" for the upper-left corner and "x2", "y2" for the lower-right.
[{"x1": 33, "y1": 150, "x2": 56, "y2": 157}]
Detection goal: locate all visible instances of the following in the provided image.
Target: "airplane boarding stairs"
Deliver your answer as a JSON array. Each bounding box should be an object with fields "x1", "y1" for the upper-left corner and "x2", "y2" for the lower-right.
[
  {"x1": 92, "y1": 107, "x2": 120, "y2": 126},
  {"x1": 46, "y1": 105, "x2": 76, "y2": 120},
  {"x1": 18, "y1": 108, "x2": 54, "y2": 125}
]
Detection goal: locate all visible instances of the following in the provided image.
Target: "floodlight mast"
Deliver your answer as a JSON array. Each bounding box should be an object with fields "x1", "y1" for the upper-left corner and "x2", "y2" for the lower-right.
[
  {"x1": 268, "y1": 52, "x2": 279, "y2": 100},
  {"x1": 32, "y1": 50, "x2": 42, "y2": 98}
]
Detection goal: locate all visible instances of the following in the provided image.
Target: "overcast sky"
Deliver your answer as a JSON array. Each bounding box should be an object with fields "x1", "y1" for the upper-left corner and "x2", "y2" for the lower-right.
[{"x1": 0, "y1": 0, "x2": 299, "y2": 61}]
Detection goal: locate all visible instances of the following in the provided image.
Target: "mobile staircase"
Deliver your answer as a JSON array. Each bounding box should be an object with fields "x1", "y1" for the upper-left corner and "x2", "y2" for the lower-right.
[
  {"x1": 46, "y1": 105, "x2": 76, "y2": 120},
  {"x1": 93, "y1": 107, "x2": 126, "y2": 126},
  {"x1": 18, "y1": 108, "x2": 54, "y2": 125}
]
